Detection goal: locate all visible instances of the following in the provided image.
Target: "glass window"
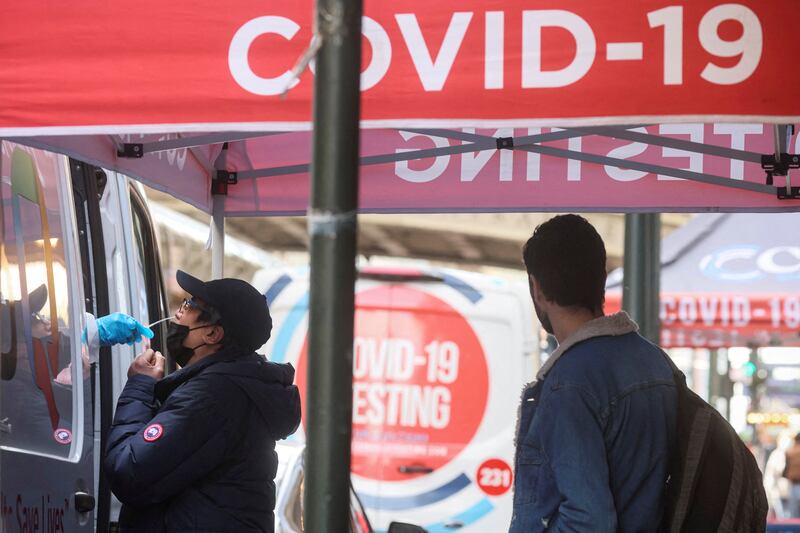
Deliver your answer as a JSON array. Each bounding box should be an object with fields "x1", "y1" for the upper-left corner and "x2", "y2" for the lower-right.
[
  {"x1": 129, "y1": 192, "x2": 151, "y2": 327},
  {"x1": 280, "y1": 465, "x2": 373, "y2": 533},
  {"x1": 289, "y1": 477, "x2": 304, "y2": 532},
  {"x1": 1, "y1": 143, "x2": 83, "y2": 457},
  {"x1": 349, "y1": 486, "x2": 373, "y2": 533},
  {"x1": 129, "y1": 187, "x2": 168, "y2": 352}
]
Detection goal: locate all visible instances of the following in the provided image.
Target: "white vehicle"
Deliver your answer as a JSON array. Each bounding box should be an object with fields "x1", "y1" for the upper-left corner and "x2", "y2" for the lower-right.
[
  {"x1": 257, "y1": 265, "x2": 539, "y2": 532},
  {"x1": 275, "y1": 441, "x2": 426, "y2": 533},
  {"x1": 275, "y1": 442, "x2": 375, "y2": 533},
  {"x1": 1, "y1": 141, "x2": 170, "y2": 532},
  {"x1": 1, "y1": 140, "x2": 539, "y2": 533}
]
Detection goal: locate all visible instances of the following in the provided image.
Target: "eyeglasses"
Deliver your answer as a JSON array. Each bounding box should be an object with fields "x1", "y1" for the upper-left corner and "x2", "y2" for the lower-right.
[
  {"x1": 31, "y1": 312, "x2": 50, "y2": 325},
  {"x1": 178, "y1": 298, "x2": 219, "y2": 322}
]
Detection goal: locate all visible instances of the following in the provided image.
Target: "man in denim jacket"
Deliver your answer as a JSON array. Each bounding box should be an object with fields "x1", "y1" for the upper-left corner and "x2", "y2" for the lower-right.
[{"x1": 510, "y1": 215, "x2": 677, "y2": 532}]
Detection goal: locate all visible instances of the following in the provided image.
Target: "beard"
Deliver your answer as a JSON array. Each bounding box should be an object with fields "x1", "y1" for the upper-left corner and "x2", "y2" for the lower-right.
[{"x1": 533, "y1": 299, "x2": 554, "y2": 335}]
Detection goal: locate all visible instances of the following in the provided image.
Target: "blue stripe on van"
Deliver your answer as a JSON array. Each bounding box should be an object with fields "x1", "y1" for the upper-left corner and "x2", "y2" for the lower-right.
[
  {"x1": 436, "y1": 272, "x2": 483, "y2": 304},
  {"x1": 270, "y1": 291, "x2": 308, "y2": 364},
  {"x1": 357, "y1": 473, "x2": 471, "y2": 511},
  {"x1": 264, "y1": 274, "x2": 292, "y2": 305},
  {"x1": 424, "y1": 497, "x2": 494, "y2": 532},
  {"x1": 269, "y1": 273, "x2": 481, "y2": 365}
]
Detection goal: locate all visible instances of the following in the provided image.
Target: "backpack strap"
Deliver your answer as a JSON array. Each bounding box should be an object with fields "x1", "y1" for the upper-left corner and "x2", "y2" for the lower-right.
[
  {"x1": 669, "y1": 403, "x2": 713, "y2": 533},
  {"x1": 656, "y1": 348, "x2": 698, "y2": 533}
]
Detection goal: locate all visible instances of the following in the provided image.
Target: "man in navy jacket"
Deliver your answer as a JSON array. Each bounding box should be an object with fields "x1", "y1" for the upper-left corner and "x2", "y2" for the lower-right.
[{"x1": 105, "y1": 271, "x2": 301, "y2": 533}]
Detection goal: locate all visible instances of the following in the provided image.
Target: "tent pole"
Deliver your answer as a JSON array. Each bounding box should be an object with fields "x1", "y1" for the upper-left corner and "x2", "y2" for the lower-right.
[
  {"x1": 211, "y1": 193, "x2": 225, "y2": 279},
  {"x1": 622, "y1": 214, "x2": 661, "y2": 344},
  {"x1": 709, "y1": 349, "x2": 720, "y2": 405},
  {"x1": 721, "y1": 351, "x2": 732, "y2": 421},
  {"x1": 304, "y1": 0, "x2": 362, "y2": 530},
  {"x1": 709, "y1": 349, "x2": 733, "y2": 420}
]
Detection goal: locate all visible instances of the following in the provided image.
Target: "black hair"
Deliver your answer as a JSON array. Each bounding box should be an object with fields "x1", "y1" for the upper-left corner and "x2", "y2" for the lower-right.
[
  {"x1": 197, "y1": 309, "x2": 216, "y2": 324},
  {"x1": 194, "y1": 300, "x2": 221, "y2": 326},
  {"x1": 522, "y1": 214, "x2": 607, "y2": 314},
  {"x1": 193, "y1": 302, "x2": 236, "y2": 348}
]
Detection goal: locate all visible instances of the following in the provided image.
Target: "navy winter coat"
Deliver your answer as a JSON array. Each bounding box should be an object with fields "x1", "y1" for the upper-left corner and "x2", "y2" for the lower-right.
[{"x1": 104, "y1": 347, "x2": 301, "y2": 533}]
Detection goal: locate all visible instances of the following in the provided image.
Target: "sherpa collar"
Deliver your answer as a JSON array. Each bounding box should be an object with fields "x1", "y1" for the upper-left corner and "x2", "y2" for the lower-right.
[
  {"x1": 535, "y1": 311, "x2": 638, "y2": 381},
  {"x1": 514, "y1": 312, "x2": 639, "y2": 455}
]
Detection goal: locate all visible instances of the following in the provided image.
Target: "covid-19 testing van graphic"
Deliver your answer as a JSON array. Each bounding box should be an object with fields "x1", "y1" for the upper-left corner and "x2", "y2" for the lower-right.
[{"x1": 256, "y1": 266, "x2": 539, "y2": 532}]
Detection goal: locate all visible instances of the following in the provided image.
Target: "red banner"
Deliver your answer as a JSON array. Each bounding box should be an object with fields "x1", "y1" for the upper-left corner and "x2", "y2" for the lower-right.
[
  {"x1": 2, "y1": 1, "x2": 799, "y2": 134},
  {"x1": 605, "y1": 292, "x2": 800, "y2": 348}
]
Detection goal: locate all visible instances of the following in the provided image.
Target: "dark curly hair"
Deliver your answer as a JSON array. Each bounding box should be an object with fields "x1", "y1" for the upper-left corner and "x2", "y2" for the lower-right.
[{"x1": 522, "y1": 214, "x2": 607, "y2": 314}]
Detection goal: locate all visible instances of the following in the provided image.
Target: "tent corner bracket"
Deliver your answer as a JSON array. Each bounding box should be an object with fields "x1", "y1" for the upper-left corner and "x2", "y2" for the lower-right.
[
  {"x1": 211, "y1": 170, "x2": 237, "y2": 195},
  {"x1": 496, "y1": 137, "x2": 514, "y2": 150},
  {"x1": 761, "y1": 153, "x2": 800, "y2": 199},
  {"x1": 777, "y1": 186, "x2": 800, "y2": 200},
  {"x1": 117, "y1": 143, "x2": 143, "y2": 158}
]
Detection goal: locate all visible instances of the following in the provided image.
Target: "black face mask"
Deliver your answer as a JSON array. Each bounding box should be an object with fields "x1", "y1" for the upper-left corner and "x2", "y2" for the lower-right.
[{"x1": 166, "y1": 322, "x2": 212, "y2": 367}]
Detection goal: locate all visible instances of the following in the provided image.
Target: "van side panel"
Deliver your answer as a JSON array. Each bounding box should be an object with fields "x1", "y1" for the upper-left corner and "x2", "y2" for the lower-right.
[
  {"x1": 1, "y1": 142, "x2": 94, "y2": 532},
  {"x1": 258, "y1": 267, "x2": 537, "y2": 532},
  {"x1": 1, "y1": 144, "x2": 169, "y2": 533}
]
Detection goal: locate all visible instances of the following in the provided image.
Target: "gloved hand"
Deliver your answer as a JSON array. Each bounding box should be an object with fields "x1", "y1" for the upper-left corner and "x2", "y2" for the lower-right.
[{"x1": 96, "y1": 313, "x2": 154, "y2": 346}]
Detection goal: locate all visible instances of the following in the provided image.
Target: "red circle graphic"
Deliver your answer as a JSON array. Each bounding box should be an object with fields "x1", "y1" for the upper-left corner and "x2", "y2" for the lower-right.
[
  {"x1": 476, "y1": 458, "x2": 513, "y2": 496},
  {"x1": 296, "y1": 285, "x2": 489, "y2": 482}
]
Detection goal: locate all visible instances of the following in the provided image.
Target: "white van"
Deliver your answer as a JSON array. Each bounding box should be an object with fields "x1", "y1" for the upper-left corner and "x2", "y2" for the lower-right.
[
  {"x1": 1, "y1": 141, "x2": 170, "y2": 532},
  {"x1": 255, "y1": 265, "x2": 539, "y2": 532},
  {"x1": 1, "y1": 139, "x2": 538, "y2": 532}
]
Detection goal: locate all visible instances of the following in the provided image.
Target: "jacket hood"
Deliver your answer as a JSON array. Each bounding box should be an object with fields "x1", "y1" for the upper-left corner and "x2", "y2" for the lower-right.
[
  {"x1": 158, "y1": 347, "x2": 301, "y2": 440},
  {"x1": 208, "y1": 353, "x2": 302, "y2": 440}
]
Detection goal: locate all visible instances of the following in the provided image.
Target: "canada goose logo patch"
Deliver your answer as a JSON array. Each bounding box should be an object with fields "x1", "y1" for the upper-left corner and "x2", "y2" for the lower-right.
[
  {"x1": 54, "y1": 428, "x2": 72, "y2": 444},
  {"x1": 143, "y1": 423, "x2": 164, "y2": 442}
]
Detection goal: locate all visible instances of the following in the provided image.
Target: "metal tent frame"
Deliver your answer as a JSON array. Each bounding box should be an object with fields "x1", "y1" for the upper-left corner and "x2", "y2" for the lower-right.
[{"x1": 113, "y1": 124, "x2": 796, "y2": 200}]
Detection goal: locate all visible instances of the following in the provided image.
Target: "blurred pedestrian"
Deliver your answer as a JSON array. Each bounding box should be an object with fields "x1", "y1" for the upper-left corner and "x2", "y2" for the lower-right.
[
  {"x1": 764, "y1": 431, "x2": 792, "y2": 519},
  {"x1": 783, "y1": 433, "x2": 800, "y2": 517}
]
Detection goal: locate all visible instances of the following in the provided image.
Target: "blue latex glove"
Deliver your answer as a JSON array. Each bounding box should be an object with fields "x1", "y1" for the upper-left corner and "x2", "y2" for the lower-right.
[{"x1": 96, "y1": 313, "x2": 154, "y2": 346}]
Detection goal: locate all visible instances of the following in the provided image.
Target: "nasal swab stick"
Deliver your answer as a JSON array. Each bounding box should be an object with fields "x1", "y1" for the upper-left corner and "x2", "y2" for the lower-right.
[{"x1": 148, "y1": 317, "x2": 172, "y2": 328}]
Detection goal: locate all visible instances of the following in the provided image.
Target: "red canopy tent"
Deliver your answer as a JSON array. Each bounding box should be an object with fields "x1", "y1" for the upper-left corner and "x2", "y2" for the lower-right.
[
  {"x1": 2, "y1": 1, "x2": 800, "y2": 530},
  {"x1": 2, "y1": 1, "x2": 800, "y2": 215}
]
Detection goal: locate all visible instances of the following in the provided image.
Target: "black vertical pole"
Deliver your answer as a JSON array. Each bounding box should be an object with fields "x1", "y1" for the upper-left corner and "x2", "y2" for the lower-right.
[
  {"x1": 709, "y1": 349, "x2": 732, "y2": 420},
  {"x1": 709, "y1": 349, "x2": 720, "y2": 404},
  {"x1": 721, "y1": 351, "x2": 732, "y2": 420},
  {"x1": 622, "y1": 213, "x2": 661, "y2": 344},
  {"x1": 304, "y1": 0, "x2": 362, "y2": 531}
]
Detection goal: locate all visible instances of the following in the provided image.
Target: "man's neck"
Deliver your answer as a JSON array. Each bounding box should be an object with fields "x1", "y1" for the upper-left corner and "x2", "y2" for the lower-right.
[
  {"x1": 551, "y1": 307, "x2": 603, "y2": 344},
  {"x1": 186, "y1": 344, "x2": 222, "y2": 366}
]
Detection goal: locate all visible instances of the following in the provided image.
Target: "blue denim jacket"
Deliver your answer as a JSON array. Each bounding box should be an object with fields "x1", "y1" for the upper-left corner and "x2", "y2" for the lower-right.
[{"x1": 510, "y1": 314, "x2": 677, "y2": 533}]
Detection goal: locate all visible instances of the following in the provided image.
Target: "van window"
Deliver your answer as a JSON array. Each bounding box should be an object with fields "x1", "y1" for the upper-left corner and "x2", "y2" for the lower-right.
[
  {"x1": 282, "y1": 469, "x2": 372, "y2": 533},
  {"x1": 0, "y1": 144, "x2": 83, "y2": 457},
  {"x1": 129, "y1": 186, "x2": 168, "y2": 352}
]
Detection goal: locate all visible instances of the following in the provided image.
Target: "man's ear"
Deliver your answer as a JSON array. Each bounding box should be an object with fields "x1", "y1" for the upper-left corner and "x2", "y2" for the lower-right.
[
  {"x1": 205, "y1": 325, "x2": 225, "y2": 345},
  {"x1": 529, "y1": 275, "x2": 544, "y2": 303}
]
